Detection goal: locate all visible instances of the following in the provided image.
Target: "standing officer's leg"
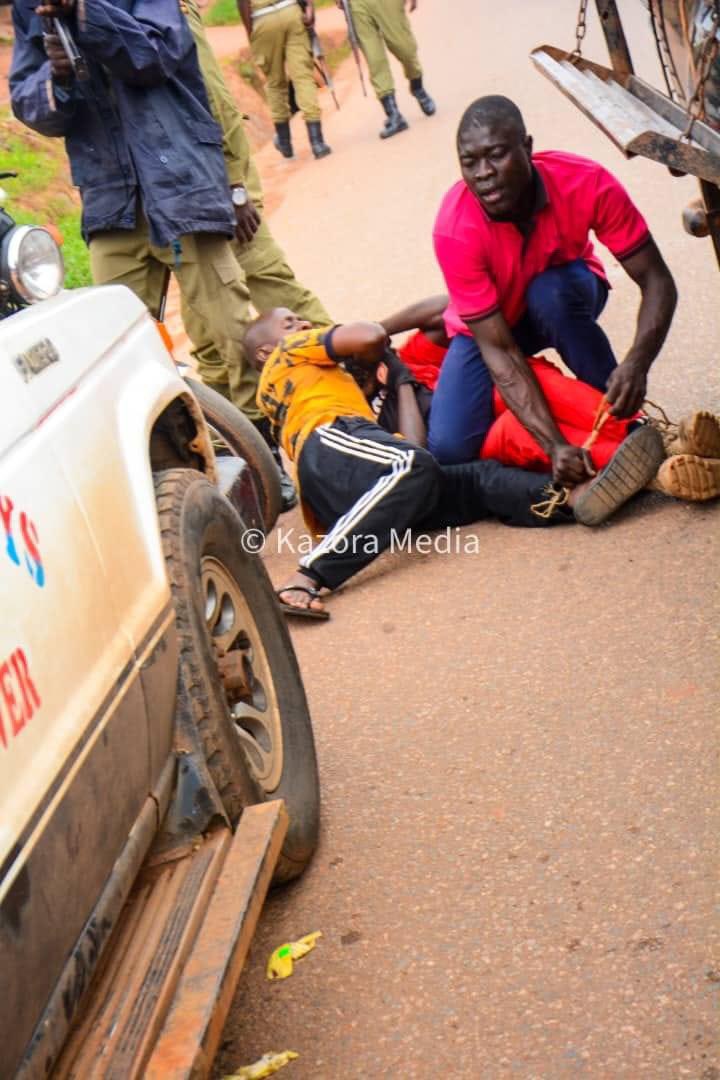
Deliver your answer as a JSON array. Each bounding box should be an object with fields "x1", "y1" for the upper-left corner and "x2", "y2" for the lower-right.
[
  {"x1": 164, "y1": 233, "x2": 258, "y2": 420},
  {"x1": 283, "y1": 4, "x2": 332, "y2": 158},
  {"x1": 239, "y1": 219, "x2": 332, "y2": 325},
  {"x1": 514, "y1": 260, "x2": 617, "y2": 392},
  {"x1": 180, "y1": 297, "x2": 232, "y2": 400},
  {"x1": 89, "y1": 217, "x2": 168, "y2": 317},
  {"x1": 181, "y1": 220, "x2": 331, "y2": 400},
  {"x1": 251, "y1": 10, "x2": 294, "y2": 159},
  {"x1": 371, "y1": 0, "x2": 436, "y2": 116},
  {"x1": 350, "y1": 0, "x2": 408, "y2": 138}
]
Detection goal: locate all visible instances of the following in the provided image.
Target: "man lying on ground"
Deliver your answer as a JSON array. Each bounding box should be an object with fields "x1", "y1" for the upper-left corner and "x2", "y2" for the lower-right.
[
  {"x1": 377, "y1": 296, "x2": 720, "y2": 501},
  {"x1": 251, "y1": 309, "x2": 665, "y2": 620}
]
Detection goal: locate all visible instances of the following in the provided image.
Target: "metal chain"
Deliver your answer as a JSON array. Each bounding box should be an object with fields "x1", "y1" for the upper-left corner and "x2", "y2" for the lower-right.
[
  {"x1": 649, "y1": 0, "x2": 686, "y2": 102},
  {"x1": 682, "y1": 0, "x2": 720, "y2": 141},
  {"x1": 571, "y1": 0, "x2": 589, "y2": 59}
]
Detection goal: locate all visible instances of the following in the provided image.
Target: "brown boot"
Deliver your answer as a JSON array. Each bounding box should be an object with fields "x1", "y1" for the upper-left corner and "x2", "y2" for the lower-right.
[
  {"x1": 668, "y1": 410, "x2": 720, "y2": 459},
  {"x1": 654, "y1": 454, "x2": 720, "y2": 501}
]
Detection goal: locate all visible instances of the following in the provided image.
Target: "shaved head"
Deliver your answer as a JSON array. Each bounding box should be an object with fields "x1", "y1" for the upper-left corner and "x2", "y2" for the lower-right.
[
  {"x1": 244, "y1": 312, "x2": 281, "y2": 367},
  {"x1": 457, "y1": 95, "x2": 526, "y2": 145},
  {"x1": 244, "y1": 307, "x2": 313, "y2": 370}
]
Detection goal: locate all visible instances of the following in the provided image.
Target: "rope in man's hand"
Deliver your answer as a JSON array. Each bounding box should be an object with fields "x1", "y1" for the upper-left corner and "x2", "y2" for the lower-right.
[{"x1": 531, "y1": 395, "x2": 611, "y2": 519}]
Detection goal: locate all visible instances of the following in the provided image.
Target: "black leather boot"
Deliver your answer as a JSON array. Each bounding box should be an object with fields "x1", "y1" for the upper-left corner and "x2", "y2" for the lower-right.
[
  {"x1": 379, "y1": 92, "x2": 409, "y2": 139},
  {"x1": 306, "y1": 120, "x2": 332, "y2": 159},
  {"x1": 409, "y1": 76, "x2": 436, "y2": 116},
  {"x1": 273, "y1": 121, "x2": 294, "y2": 159}
]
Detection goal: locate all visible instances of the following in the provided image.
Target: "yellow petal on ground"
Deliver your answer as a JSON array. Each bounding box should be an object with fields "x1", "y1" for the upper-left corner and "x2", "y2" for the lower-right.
[
  {"x1": 266, "y1": 932, "x2": 322, "y2": 979},
  {"x1": 222, "y1": 1051, "x2": 299, "y2": 1079}
]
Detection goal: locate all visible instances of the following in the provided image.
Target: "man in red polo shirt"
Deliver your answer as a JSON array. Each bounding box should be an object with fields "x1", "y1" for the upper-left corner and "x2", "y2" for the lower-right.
[{"x1": 430, "y1": 95, "x2": 678, "y2": 486}]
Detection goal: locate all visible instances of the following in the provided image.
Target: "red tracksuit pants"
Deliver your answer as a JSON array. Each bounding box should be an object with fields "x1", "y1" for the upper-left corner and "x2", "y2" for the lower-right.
[{"x1": 481, "y1": 357, "x2": 635, "y2": 471}]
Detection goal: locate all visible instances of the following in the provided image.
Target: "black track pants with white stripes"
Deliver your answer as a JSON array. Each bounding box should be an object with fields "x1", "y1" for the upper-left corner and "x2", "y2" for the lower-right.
[
  {"x1": 423, "y1": 460, "x2": 574, "y2": 530},
  {"x1": 297, "y1": 417, "x2": 441, "y2": 590}
]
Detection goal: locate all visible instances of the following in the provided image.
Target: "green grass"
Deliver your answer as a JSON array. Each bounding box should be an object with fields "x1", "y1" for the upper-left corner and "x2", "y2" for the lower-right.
[
  {"x1": 2, "y1": 134, "x2": 59, "y2": 193},
  {"x1": 1, "y1": 123, "x2": 91, "y2": 288},
  {"x1": 204, "y1": 0, "x2": 240, "y2": 26}
]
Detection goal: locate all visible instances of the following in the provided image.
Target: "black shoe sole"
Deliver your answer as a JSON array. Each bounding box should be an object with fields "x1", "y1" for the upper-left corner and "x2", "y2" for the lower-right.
[
  {"x1": 573, "y1": 426, "x2": 665, "y2": 526},
  {"x1": 413, "y1": 95, "x2": 436, "y2": 116},
  {"x1": 379, "y1": 121, "x2": 409, "y2": 139}
]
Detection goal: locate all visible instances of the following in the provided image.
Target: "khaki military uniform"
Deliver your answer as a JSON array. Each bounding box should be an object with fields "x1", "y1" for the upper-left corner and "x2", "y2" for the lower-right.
[
  {"x1": 89, "y1": 2, "x2": 256, "y2": 414},
  {"x1": 179, "y1": 0, "x2": 330, "y2": 416},
  {"x1": 249, "y1": 0, "x2": 321, "y2": 124},
  {"x1": 349, "y1": 0, "x2": 422, "y2": 100},
  {"x1": 90, "y1": 224, "x2": 254, "y2": 410}
]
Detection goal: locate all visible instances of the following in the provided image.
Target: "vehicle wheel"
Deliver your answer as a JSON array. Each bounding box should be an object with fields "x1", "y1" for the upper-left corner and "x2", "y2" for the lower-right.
[
  {"x1": 186, "y1": 377, "x2": 282, "y2": 534},
  {"x1": 155, "y1": 467, "x2": 320, "y2": 883}
]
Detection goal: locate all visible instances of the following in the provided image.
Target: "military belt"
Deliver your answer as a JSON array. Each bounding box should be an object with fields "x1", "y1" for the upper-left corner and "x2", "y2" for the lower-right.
[{"x1": 252, "y1": 0, "x2": 297, "y2": 20}]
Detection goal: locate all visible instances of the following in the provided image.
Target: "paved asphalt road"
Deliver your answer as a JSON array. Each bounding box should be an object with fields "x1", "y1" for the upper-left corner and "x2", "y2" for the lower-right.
[{"x1": 216, "y1": 2, "x2": 719, "y2": 1077}]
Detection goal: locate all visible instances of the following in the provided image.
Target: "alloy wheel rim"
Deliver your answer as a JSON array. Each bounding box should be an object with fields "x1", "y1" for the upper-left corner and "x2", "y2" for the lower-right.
[{"x1": 201, "y1": 556, "x2": 283, "y2": 792}]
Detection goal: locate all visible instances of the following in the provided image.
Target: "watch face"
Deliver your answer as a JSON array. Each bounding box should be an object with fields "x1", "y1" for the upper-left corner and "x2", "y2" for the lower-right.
[{"x1": 232, "y1": 187, "x2": 248, "y2": 207}]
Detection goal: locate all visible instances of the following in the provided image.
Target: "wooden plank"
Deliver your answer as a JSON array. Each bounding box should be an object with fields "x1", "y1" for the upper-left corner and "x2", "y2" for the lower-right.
[
  {"x1": 531, "y1": 46, "x2": 720, "y2": 183},
  {"x1": 531, "y1": 50, "x2": 640, "y2": 153},
  {"x1": 629, "y1": 76, "x2": 720, "y2": 156},
  {"x1": 145, "y1": 800, "x2": 288, "y2": 1080},
  {"x1": 629, "y1": 132, "x2": 720, "y2": 185}
]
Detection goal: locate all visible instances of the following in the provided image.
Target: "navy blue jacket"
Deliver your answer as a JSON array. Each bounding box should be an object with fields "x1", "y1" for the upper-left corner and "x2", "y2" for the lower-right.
[{"x1": 10, "y1": 0, "x2": 235, "y2": 247}]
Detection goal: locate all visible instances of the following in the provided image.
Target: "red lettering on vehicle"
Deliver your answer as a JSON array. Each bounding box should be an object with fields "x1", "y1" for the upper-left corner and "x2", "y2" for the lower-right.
[{"x1": 0, "y1": 647, "x2": 41, "y2": 749}]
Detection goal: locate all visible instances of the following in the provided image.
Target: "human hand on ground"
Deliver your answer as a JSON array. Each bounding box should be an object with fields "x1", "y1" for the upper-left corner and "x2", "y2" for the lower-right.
[
  {"x1": 551, "y1": 442, "x2": 596, "y2": 486},
  {"x1": 605, "y1": 361, "x2": 647, "y2": 418},
  {"x1": 233, "y1": 197, "x2": 261, "y2": 244}
]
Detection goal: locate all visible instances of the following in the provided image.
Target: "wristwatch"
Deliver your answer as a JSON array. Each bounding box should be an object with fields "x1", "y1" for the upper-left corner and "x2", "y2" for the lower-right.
[{"x1": 231, "y1": 185, "x2": 249, "y2": 208}]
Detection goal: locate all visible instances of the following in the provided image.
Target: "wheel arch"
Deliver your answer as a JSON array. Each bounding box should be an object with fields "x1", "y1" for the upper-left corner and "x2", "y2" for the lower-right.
[{"x1": 149, "y1": 390, "x2": 217, "y2": 485}]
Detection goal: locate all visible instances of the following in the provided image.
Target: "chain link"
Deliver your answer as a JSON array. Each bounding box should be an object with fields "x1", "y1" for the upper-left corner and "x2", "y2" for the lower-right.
[
  {"x1": 649, "y1": 0, "x2": 686, "y2": 102},
  {"x1": 571, "y1": 0, "x2": 589, "y2": 59},
  {"x1": 682, "y1": 0, "x2": 720, "y2": 141}
]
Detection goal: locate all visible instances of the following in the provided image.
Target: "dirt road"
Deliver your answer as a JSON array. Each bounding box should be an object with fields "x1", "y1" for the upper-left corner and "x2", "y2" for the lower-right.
[{"x1": 217, "y1": 3, "x2": 719, "y2": 1077}]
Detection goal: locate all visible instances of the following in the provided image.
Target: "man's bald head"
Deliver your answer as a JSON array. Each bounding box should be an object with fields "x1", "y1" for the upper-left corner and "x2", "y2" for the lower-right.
[
  {"x1": 456, "y1": 96, "x2": 534, "y2": 220},
  {"x1": 244, "y1": 308, "x2": 313, "y2": 370},
  {"x1": 457, "y1": 96, "x2": 527, "y2": 145}
]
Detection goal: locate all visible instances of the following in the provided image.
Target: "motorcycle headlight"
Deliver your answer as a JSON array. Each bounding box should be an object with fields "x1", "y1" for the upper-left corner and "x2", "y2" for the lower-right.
[{"x1": 3, "y1": 225, "x2": 65, "y2": 304}]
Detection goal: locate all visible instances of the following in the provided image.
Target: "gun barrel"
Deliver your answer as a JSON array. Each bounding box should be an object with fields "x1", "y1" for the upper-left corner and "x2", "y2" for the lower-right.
[
  {"x1": 50, "y1": 17, "x2": 90, "y2": 82},
  {"x1": 339, "y1": 0, "x2": 368, "y2": 96}
]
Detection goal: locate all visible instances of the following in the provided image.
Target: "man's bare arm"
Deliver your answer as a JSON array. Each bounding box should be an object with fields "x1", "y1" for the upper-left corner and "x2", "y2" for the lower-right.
[
  {"x1": 380, "y1": 295, "x2": 448, "y2": 337},
  {"x1": 395, "y1": 383, "x2": 427, "y2": 446},
  {"x1": 237, "y1": 0, "x2": 253, "y2": 39},
  {"x1": 607, "y1": 237, "x2": 677, "y2": 417},
  {"x1": 331, "y1": 322, "x2": 387, "y2": 361},
  {"x1": 467, "y1": 312, "x2": 594, "y2": 486}
]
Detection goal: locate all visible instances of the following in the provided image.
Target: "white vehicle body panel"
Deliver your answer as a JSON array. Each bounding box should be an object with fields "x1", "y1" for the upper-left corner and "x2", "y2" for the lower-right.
[{"x1": 0, "y1": 286, "x2": 201, "y2": 900}]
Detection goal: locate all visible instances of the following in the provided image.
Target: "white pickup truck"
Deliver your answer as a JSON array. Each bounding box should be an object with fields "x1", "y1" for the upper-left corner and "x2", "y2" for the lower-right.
[{"x1": 0, "y1": 212, "x2": 319, "y2": 1078}]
